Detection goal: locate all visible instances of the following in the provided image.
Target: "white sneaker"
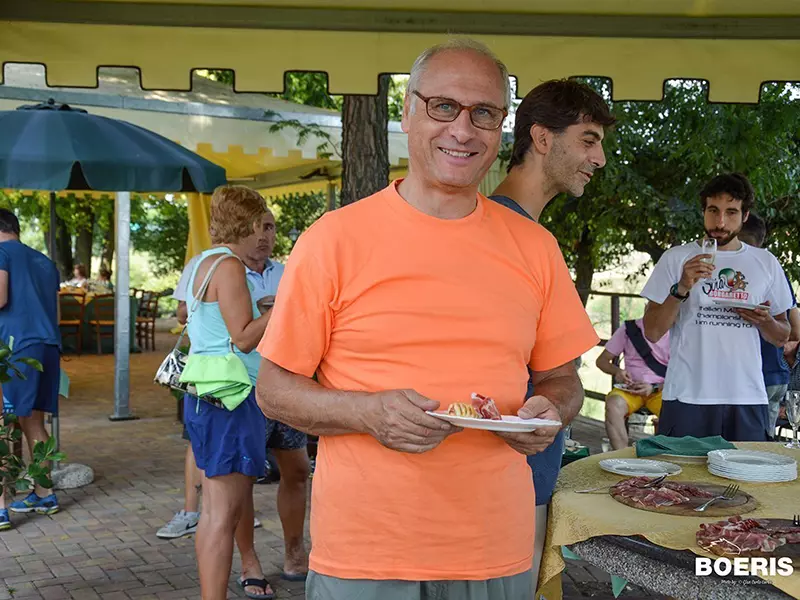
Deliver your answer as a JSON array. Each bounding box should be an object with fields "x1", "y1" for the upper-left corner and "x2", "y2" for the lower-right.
[
  {"x1": 157, "y1": 510, "x2": 199, "y2": 539},
  {"x1": 254, "y1": 517, "x2": 261, "y2": 529}
]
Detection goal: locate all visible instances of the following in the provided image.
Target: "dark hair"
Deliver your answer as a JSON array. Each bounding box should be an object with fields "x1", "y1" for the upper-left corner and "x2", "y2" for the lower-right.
[
  {"x1": 739, "y1": 211, "x2": 767, "y2": 248},
  {"x1": 507, "y1": 79, "x2": 616, "y2": 171},
  {"x1": 0, "y1": 208, "x2": 21, "y2": 236},
  {"x1": 99, "y1": 268, "x2": 112, "y2": 280},
  {"x1": 699, "y1": 173, "x2": 755, "y2": 214},
  {"x1": 74, "y1": 264, "x2": 88, "y2": 278}
]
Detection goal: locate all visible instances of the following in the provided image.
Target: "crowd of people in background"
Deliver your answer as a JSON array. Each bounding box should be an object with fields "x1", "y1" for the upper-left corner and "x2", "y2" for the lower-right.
[{"x1": 0, "y1": 36, "x2": 798, "y2": 600}]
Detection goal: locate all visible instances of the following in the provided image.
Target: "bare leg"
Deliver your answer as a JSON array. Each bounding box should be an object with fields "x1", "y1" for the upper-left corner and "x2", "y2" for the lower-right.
[
  {"x1": 18, "y1": 411, "x2": 53, "y2": 497},
  {"x1": 196, "y1": 472, "x2": 252, "y2": 600},
  {"x1": 605, "y1": 395, "x2": 630, "y2": 451},
  {"x1": 273, "y1": 448, "x2": 310, "y2": 576},
  {"x1": 184, "y1": 445, "x2": 203, "y2": 513},
  {"x1": 234, "y1": 485, "x2": 272, "y2": 597}
]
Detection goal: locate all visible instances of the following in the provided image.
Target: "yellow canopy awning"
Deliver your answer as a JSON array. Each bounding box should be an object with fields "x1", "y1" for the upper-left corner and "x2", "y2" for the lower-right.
[{"x1": 3, "y1": 0, "x2": 800, "y2": 102}]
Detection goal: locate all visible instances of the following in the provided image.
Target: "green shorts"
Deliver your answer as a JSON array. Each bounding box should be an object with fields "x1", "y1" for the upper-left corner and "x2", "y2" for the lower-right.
[{"x1": 306, "y1": 569, "x2": 533, "y2": 600}]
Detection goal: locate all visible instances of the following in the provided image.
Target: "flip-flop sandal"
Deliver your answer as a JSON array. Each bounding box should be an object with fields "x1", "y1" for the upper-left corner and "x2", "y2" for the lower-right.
[
  {"x1": 237, "y1": 577, "x2": 275, "y2": 600},
  {"x1": 280, "y1": 571, "x2": 308, "y2": 582}
]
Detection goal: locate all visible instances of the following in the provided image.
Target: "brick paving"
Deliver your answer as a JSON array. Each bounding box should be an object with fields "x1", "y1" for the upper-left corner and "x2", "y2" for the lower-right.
[{"x1": 0, "y1": 331, "x2": 667, "y2": 599}]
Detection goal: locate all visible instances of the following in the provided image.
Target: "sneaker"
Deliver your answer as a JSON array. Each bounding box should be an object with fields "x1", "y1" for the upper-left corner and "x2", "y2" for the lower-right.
[
  {"x1": 254, "y1": 517, "x2": 261, "y2": 529},
  {"x1": 9, "y1": 492, "x2": 59, "y2": 515},
  {"x1": 0, "y1": 509, "x2": 11, "y2": 531},
  {"x1": 156, "y1": 510, "x2": 199, "y2": 539}
]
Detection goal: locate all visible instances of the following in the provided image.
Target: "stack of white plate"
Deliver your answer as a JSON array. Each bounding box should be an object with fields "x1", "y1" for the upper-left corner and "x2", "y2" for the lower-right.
[{"x1": 707, "y1": 449, "x2": 797, "y2": 482}]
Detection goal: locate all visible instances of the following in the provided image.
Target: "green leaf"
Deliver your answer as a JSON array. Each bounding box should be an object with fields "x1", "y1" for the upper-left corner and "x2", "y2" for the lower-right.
[
  {"x1": 16, "y1": 358, "x2": 43, "y2": 372},
  {"x1": 51, "y1": 452, "x2": 67, "y2": 462},
  {"x1": 34, "y1": 475, "x2": 53, "y2": 489},
  {"x1": 0, "y1": 440, "x2": 8, "y2": 455},
  {"x1": 15, "y1": 479, "x2": 31, "y2": 491},
  {"x1": 11, "y1": 429, "x2": 22, "y2": 441}
]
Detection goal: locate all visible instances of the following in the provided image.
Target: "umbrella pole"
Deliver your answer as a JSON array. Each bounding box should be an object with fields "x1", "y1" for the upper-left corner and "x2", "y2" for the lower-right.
[
  {"x1": 109, "y1": 191, "x2": 137, "y2": 421},
  {"x1": 49, "y1": 192, "x2": 58, "y2": 264},
  {"x1": 48, "y1": 191, "x2": 61, "y2": 464}
]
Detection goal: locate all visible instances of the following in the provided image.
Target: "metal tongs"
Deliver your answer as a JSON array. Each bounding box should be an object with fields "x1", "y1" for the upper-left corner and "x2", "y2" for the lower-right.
[{"x1": 575, "y1": 473, "x2": 668, "y2": 494}]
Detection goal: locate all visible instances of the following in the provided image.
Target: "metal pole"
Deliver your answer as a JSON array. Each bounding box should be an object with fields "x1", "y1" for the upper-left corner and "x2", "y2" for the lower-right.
[
  {"x1": 109, "y1": 191, "x2": 136, "y2": 421},
  {"x1": 48, "y1": 192, "x2": 57, "y2": 264},
  {"x1": 49, "y1": 191, "x2": 61, "y2": 462}
]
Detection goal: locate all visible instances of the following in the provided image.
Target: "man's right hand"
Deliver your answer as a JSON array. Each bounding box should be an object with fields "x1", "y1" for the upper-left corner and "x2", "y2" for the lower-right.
[
  {"x1": 614, "y1": 369, "x2": 633, "y2": 385},
  {"x1": 678, "y1": 255, "x2": 714, "y2": 294},
  {"x1": 364, "y1": 390, "x2": 460, "y2": 454}
]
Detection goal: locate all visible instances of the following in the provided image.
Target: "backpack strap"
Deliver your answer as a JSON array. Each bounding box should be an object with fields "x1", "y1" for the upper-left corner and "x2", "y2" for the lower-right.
[{"x1": 624, "y1": 320, "x2": 668, "y2": 379}]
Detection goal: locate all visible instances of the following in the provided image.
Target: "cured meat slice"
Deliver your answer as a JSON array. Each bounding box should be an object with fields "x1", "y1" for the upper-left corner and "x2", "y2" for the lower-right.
[
  {"x1": 611, "y1": 477, "x2": 715, "y2": 507},
  {"x1": 696, "y1": 516, "x2": 798, "y2": 556},
  {"x1": 470, "y1": 393, "x2": 502, "y2": 420}
]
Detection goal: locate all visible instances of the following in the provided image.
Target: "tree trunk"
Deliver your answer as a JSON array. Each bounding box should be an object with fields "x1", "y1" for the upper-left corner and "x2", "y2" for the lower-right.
[
  {"x1": 54, "y1": 214, "x2": 73, "y2": 280},
  {"x1": 574, "y1": 225, "x2": 595, "y2": 306},
  {"x1": 340, "y1": 75, "x2": 390, "y2": 206},
  {"x1": 74, "y1": 205, "x2": 95, "y2": 273},
  {"x1": 101, "y1": 213, "x2": 115, "y2": 270}
]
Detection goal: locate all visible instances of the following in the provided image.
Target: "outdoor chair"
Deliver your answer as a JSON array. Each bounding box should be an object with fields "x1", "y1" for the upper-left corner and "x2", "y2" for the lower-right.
[
  {"x1": 89, "y1": 293, "x2": 116, "y2": 354},
  {"x1": 59, "y1": 292, "x2": 87, "y2": 355},
  {"x1": 136, "y1": 291, "x2": 161, "y2": 351}
]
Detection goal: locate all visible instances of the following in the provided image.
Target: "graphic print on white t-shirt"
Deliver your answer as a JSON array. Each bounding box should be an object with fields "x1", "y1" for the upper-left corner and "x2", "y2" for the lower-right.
[{"x1": 641, "y1": 242, "x2": 794, "y2": 406}]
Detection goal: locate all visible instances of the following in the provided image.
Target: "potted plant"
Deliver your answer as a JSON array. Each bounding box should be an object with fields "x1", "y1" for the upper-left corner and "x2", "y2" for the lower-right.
[{"x1": 0, "y1": 338, "x2": 65, "y2": 498}]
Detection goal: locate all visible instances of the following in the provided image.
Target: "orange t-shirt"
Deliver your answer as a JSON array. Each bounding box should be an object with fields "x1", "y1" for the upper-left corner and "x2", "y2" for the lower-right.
[{"x1": 258, "y1": 182, "x2": 599, "y2": 581}]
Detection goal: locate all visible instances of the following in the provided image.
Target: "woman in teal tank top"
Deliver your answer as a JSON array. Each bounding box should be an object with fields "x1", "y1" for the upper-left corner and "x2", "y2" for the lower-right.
[{"x1": 182, "y1": 186, "x2": 276, "y2": 600}]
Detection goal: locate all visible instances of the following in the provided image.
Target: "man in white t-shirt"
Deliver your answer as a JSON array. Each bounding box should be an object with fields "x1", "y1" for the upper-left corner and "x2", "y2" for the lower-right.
[{"x1": 641, "y1": 173, "x2": 792, "y2": 441}]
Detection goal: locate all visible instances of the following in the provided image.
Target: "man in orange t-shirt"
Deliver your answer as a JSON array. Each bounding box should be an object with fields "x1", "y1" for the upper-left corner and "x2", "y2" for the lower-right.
[{"x1": 256, "y1": 39, "x2": 599, "y2": 600}]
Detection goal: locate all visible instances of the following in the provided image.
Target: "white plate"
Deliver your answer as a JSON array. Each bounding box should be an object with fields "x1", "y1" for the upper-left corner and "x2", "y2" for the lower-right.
[
  {"x1": 708, "y1": 466, "x2": 797, "y2": 483},
  {"x1": 425, "y1": 411, "x2": 562, "y2": 432},
  {"x1": 651, "y1": 453, "x2": 708, "y2": 464},
  {"x1": 599, "y1": 458, "x2": 682, "y2": 477},
  {"x1": 710, "y1": 299, "x2": 765, "y2": 310},
  {"x1": 708, "y1": 449, "x2": 797, "y2": 467}
]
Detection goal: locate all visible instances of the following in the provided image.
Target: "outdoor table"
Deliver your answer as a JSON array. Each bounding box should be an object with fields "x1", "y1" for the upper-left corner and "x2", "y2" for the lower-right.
[
  {"x1": 538, "y1": 442, "x2": 800, "y2": 600},
  {"x1": 59, "y1": 293, "x2": 139, "y2": 354}
]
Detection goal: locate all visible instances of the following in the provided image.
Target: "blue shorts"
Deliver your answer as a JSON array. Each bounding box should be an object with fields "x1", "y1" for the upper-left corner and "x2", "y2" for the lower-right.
[
  {"x1": 266, "y1": 418, "x2": 307, "y2": 451},
  {"x1": 527, "y1": 429, "x2": 565, "y2": 506},
  {"x1": 658, "y1": 400, "x2": 770, "y2": 442},
  {"x1": 3, "y1": 344, "x2": 60, "y2": 417},
  {"x1": 183, "y1": 389, "x2": 266, "y2": 478}
]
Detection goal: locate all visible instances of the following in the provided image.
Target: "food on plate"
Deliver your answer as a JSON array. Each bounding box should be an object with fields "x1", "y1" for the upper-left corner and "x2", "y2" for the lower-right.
[
  {"x1": 611, "y1": 476, "x2": 714, "y2": 507},
  {"x1": 447, "y1": 402, "x2": 480, "y2": 418},
  {"x1": 445, "y1": 393, "x2": 503, "y2": 420},
  {"x1": 697, "y1": 516, "x2": 800, "y2": 556},
  {"x1": 470, "y1": 393, "x2": 502, "y2": 420}
]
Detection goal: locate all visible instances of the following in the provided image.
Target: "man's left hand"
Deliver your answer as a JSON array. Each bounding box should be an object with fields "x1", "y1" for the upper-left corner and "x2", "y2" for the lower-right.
[
  {"x1": 735, "y1": 302, "x2": 772, "y2": 328},
  {"x1": 493, "y1": 395, "x2": 563, "y2": 456}
]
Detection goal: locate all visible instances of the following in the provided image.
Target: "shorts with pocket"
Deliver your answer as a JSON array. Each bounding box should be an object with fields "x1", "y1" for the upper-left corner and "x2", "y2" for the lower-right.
[
  {"x1": 3, "y1": 344, "x2": 60, "y2": 417},
  {"x1": 183, "y1": 389, "x2": 266, "y2": 478}
]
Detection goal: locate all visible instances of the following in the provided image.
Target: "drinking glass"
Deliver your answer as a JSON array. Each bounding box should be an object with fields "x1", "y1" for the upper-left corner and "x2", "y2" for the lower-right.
[
  {"x1": 701, "y1": 238, "x2": 717, "y2": 266},
  {"x1": 785, "y1": 391, "x2": 800, "y2": 450}
]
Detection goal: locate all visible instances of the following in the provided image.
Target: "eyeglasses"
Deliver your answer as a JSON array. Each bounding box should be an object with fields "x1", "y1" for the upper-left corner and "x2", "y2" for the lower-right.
[{"x1": 411, "y1": 91, "x2": 507, "y2": 131}]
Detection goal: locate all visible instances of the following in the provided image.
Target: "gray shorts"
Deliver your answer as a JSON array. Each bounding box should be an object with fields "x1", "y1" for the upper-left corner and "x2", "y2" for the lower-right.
[{"x1": 305, "y1": 570, "x2": 533, "y2": 600}]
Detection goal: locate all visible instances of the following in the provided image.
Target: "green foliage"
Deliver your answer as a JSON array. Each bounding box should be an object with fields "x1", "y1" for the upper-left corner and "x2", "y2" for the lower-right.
[
  {"x1": 0, "y1": 339, "x2": 64, "y2": 498},
  {"x1": 517, "y1": 79, "x2": 800, "y2": 285},
  {"x1": 129, "y1": 194, "x2": 189, "y2": 276},
  {"x1": 266, "y1": 191, "x2": 328, "y2": 258},
  {"x1": 268, "y1": 120, "x2": 340, "y2": 159}
]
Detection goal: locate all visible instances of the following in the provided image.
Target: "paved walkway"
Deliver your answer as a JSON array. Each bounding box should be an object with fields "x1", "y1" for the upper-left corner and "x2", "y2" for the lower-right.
[{"x1": 0, "y1": 333, "x2": 667, "y2": 599}]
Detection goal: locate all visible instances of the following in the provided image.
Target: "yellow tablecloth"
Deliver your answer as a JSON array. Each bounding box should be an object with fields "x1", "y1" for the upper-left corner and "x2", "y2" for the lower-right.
[{"x1": 538, "y1": 442, "x2": 800, "y2": 599}]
